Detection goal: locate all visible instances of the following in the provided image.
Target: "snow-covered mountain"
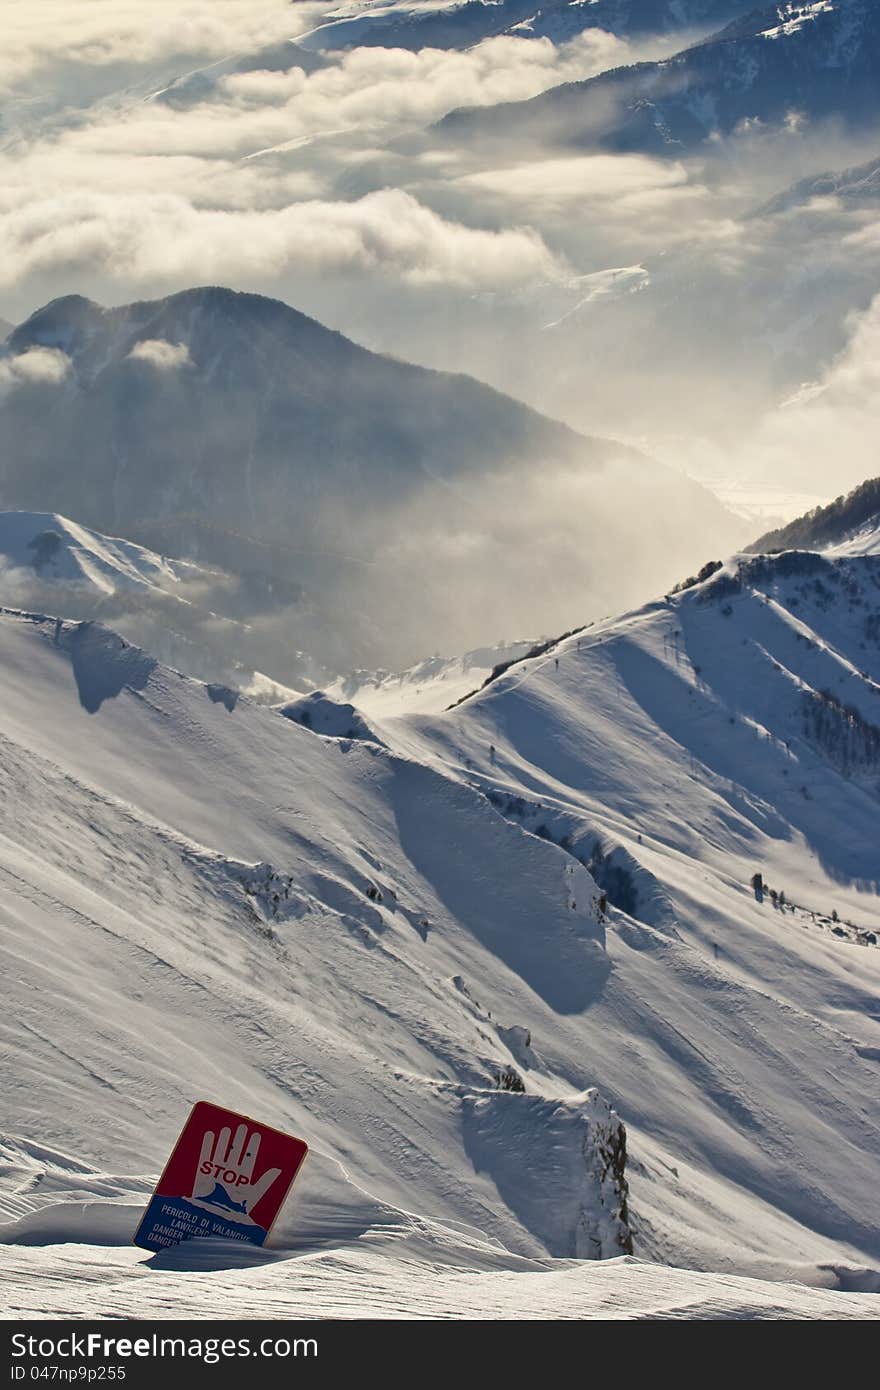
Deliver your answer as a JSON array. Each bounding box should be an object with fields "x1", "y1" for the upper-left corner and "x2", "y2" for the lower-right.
[
  {"x1": 0, "y1": 287, "x2": 744, "y2": 670},
  {"x1": 755, "y1": 151, "x2": 880, "y2": 216},
  {"x1": 0, "y1": 510, "x2": 199, "y2": 597},
  {"x1": 1, "y1": 512, "x2": 878, "y2": 1315},
  {"x1": 300, "y1": 1, "x2": 752, "y2": 53},
  {"x1": 0, "y1": 512, "x2": 547, "y2": 704},
  {"x1": 751, "y1": 477, "x2": 880, "y2": 555},
  {"x1": 326, "y1": 639, "x2": 541, "y2": 716},
  {"x1": 434, "y1": 0, "x2": 880, "y2": 153},
  {"x1": 0, "y1": 511, "x2": 323, "y2": 696}
]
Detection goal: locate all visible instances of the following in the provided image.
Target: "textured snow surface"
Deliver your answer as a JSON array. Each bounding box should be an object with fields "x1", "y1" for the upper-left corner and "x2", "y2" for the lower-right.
[
  {"x1": 827, "y1": 525, "x2": 880, "y2": 558},
  {"x1": 1, "y1": 536, "x2": 879, "y2": 1317},
  {"x1": 0, "y1": 512, "x2": 197, "y2": 598},
  {"x1": 4, "y1": 1247, "x2": 878, "y2": 1320},
  {"x1": 0, "y1": 1144, "x2": 876, "y2": 1321}
]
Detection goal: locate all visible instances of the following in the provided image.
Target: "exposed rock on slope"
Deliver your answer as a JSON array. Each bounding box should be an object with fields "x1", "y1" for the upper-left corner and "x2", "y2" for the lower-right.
[{"x1": 434, "y1": 0, "x2": 880, "y2": 154}]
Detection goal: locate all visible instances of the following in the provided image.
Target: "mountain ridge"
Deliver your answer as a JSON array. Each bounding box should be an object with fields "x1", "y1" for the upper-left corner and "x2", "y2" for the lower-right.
[
  {"x1": 0, "y1": 513, "x2": 878, "y2": 1310},
  {"x1": 431, "y1": 0, "x2": 880, "y2": 154},
  {"x1": 750, "y1": 477, "x2": 880, "y2": 554},
  {"x1": 0, "y1": 284, "x2": 744, "y2": 670},
  {"x1": 299, "y1": 0, "x2": 754, "y2": 54}
]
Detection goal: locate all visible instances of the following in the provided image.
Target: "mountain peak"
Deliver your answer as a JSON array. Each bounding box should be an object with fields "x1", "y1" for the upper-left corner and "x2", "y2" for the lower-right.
[
  {"x1": 9, "y1": 287, "x2": 349, "y2": 360},
  {"x1": 140, "y1": 284, "x2": 317, "y2": 325},
  {"x1": 27, "y1": 292, "x2": 100, "y2": 320},
  {"x1": 0, "y1": 285, "x2": 742, "y2": 671},
  {"x1": 8, "y1": 294, "x2": 104, "y2": 356}
]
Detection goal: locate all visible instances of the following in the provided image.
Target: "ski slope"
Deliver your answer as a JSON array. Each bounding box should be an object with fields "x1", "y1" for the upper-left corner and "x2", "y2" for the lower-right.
[{"x1": 1, "y1": 541, "x2": 879, "y2": 1318}]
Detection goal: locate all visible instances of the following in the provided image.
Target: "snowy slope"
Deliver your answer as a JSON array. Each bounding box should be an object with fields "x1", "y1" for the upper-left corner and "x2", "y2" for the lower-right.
[
  {"x1": 0, "y1": 511, "x2": 318, "y2": 697},
  {"x1": 0, "y1": 511, "x2": 199, "y2": 597},
  {"x1": 326, "y1": 640, "x2": 540, "y2": 717},
  {"x1": 828, "y1": 528, "x2": 880, "y2": 558},
  {"x1": 383, "y1": 546, "x2": 880, "y2": 1271},
  {"x1": 0, "y1": 515, "x2": 540, "y2": 710},
  {"x1": 0, "y1": 535, "x2": 879, "y2": 1316},
  {"x1": 3, "y1": 1219, "x2": 877, "y2": 1319},
  {"x1": 0, "y1": 610, "x2": 620, "y2": 1265}
]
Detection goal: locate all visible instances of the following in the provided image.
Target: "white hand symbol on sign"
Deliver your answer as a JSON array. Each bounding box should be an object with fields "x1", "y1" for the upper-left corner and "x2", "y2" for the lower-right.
[{"x1": 192, "y1": 1123, "x2": 282, "y2": 1219}]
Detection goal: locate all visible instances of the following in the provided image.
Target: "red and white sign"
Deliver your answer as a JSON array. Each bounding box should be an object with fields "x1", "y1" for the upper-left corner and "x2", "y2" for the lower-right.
[{"x1": 134, "y1": 1101, "x2": 308, "y2": 1253}]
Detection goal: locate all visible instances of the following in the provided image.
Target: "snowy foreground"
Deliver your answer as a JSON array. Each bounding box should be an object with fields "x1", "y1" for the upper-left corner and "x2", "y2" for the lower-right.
[
  {"x1": 4, "y1": 1234, "x2": 878, "y2": 1321},
  {"x1": 1, "y1": 540, "x2": 879, "y2": 1319}
]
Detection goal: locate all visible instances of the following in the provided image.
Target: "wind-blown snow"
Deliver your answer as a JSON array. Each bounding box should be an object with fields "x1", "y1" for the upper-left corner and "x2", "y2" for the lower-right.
[{"x1": 326, "y1": 641, "x2": 540, "y2": 717}]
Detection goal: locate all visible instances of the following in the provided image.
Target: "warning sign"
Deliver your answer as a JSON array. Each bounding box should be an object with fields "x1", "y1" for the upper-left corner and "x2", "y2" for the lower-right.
[{"x1": 134, "y1": 1101, "x2": 308, "y2": 1253}]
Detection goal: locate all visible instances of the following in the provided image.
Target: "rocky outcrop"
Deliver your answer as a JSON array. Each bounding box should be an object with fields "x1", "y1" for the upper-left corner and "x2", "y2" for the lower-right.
[{"x1": 461, "y1": 1086, "x2": 633, "y2": 1259}]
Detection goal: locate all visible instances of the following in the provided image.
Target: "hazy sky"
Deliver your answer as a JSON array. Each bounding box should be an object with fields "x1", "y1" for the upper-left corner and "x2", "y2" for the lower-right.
[{"x1": 1, "y1": 0, "x2": 879, "y2": 494}]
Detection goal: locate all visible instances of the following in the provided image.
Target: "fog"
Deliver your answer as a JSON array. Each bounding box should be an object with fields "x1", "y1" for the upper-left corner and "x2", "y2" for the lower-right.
[
  {"x1": 0, "y1": 288, "x2": 745, "y2": 674},
  {"x1": 0, "y1": 0, "x2": 877, "y2": 679},
  {"x1": 0, "y1": 444, "x2": 744, "y2": 683}
]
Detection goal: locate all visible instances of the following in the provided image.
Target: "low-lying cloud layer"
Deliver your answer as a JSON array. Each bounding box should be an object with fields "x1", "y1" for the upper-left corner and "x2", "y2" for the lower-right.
[
  {"x1": 0, "y1": 0, "x2": 323, "y2": 97},
  {"x1": 0, "y1": 346, "x2": 70, "y2": 394},
  {"x1": 1, "y1": 0, "x2": 879, "y2": 560},
  {"x1": 0, "y1": 17, "x2": 670, "y2": 310},
  {"x1": 0, "y1": 189, "x2": 564, "y2": 293}
]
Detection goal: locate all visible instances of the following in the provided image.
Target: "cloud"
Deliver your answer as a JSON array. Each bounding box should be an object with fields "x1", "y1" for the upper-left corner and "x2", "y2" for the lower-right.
[
  {"x1": 1, "y1": 0, "x2": 877, "y2": 503},
  {"x1": 0, "y1": 25, "x2": 647, "y2": 303},
  {"x1": 460, "y1": 153, "x2": 691, "y2": 204},
  {"x1": 16, "y1": 30, "x2": 641, "y2": 165},
  {"x1": 740, "y1": 293, "x2": 880, "y2": 492},
  {"x1": 127, "y1": 338, "x2": 193, "y2": 370},
  {"x1": 212, "y1": 30, "x2": 634, "y2": 141},
  {"x1": 0, "y1": 1, "x2": 323, "y2": 94},
  {"x1": 781, "y1": 298, "x2": 880, "y2": 411},
  {"x1": 0, "y1": 18, "x2": 763, "y2": 311},
  {"x1": 0, "y1": 188, "x2": 564, "y2": 292},
  {"x1": 0, "y1": 346, "x2": 70, "y2": 393}
]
